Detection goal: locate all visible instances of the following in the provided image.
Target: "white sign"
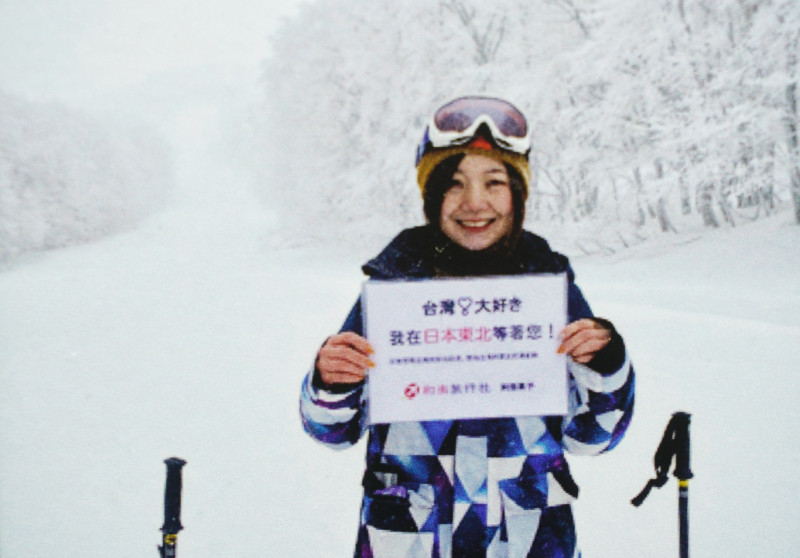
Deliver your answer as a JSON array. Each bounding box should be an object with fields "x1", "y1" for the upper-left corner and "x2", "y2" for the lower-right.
[{"x1": 362, "y1": 273, "x2": 568, "y2": 424}]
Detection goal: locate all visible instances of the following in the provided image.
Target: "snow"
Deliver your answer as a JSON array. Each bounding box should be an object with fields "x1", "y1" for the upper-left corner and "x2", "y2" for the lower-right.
[
  {"x1": 1, "y1": 153, "x2": 799, "y2": 556},
  {"x1": 2, "y1": 1, "x2": 799, "y2": 555}
]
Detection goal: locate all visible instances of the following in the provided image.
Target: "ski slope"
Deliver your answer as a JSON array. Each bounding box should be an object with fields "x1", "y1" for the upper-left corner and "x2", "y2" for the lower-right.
[{"x1": 1, "y1": 164, "x2": 799, "y2": 557}]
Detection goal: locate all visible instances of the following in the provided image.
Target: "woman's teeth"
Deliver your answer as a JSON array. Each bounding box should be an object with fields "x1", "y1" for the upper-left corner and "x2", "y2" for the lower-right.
[{"x1": 460, "y1": 220, "x2": 491, "y2": 228}]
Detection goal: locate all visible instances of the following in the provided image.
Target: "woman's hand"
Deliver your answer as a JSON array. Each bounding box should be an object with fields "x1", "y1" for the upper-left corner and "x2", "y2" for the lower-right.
[
  {"x1": 558, "y1": 319, "x2": 612, "y2": 364},
  {"x1": 317, "y1": 332, "x2": 375, "y2": 385}
]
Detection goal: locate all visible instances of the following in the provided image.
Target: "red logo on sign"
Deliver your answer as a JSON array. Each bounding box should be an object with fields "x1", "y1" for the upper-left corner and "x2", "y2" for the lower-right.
[{"x1": 404, "y1": 383, "x2": 420, "y2": 399}]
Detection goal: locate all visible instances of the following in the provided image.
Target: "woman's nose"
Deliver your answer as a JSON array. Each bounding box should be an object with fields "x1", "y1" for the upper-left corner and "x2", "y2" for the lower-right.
[{"x1": 462, "y1": 183, "x2": 487, "y2": 209}]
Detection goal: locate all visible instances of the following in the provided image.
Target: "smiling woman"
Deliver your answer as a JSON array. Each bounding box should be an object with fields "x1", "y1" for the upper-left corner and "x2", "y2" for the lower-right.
[{"x1": 299, "y1": 96, "x2": 636, "y2": 557}]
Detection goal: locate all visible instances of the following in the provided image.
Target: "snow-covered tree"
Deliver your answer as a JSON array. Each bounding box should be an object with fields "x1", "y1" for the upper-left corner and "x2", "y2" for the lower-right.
[
  {"x1": 0, "y1": 91, "x2": 174, "y2": 261},
  {"x1": 257, "y1": 0, "x2": 800, "y2": 250}
]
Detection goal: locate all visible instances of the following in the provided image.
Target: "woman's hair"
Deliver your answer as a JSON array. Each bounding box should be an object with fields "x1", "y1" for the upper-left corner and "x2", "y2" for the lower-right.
[
  {"x1": 423, "y1": 154, "x2": 527, "y2": 242},
  {"x1": 422, "y1": 154, "x2": 463, "y2": 225}
]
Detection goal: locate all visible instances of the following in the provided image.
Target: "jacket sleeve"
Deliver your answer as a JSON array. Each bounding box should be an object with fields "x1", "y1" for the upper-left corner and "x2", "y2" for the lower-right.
[
  {"x1": 559, "y1": 278, "x2": 635, "y2": 456},
  {"x1": 299, "y1": 299, "x2": 369, "y2": 450}
]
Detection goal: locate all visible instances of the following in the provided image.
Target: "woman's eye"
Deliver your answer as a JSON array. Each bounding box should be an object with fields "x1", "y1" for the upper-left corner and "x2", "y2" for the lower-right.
[{"x1": 487, "y1": 180, "x2": 508, "y2": 188}]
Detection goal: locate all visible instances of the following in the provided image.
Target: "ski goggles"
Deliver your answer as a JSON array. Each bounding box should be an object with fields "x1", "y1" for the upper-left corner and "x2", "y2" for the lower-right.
[{"x1": 416, "y1": 96, "x2": 531, "y2": 165}]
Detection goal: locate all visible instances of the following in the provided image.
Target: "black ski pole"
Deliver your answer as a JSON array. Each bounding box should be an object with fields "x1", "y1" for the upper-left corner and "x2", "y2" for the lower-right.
[
  {"x1": 673, "y1": 413, "x2": 692, "y2": 558},
  {"x1": 631, "y1": 412, "x2": 693, "y2": 558},
  {"x1": 158, "y1": 457, "x2": 187, "y2": 558}
]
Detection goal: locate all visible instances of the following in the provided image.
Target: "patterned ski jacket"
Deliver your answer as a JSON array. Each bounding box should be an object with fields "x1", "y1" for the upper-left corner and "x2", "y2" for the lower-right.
[{"x1": 300, "y1": 226, "x2": 635, "y2": 558}]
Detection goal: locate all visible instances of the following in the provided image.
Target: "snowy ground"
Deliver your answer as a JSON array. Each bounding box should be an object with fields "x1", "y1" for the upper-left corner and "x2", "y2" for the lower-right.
[{"x1": 1, "y1": 161, "x2": 799, "y2": 557}]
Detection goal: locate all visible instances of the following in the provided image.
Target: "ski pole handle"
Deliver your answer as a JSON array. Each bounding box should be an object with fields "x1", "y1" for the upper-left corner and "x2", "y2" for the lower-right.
[
  {"x1": 159, "y1": 457, "x2": 186, "y2": 558},
  {"x1": 672, "y1": 412, "x2": 693, "y2": 482}
]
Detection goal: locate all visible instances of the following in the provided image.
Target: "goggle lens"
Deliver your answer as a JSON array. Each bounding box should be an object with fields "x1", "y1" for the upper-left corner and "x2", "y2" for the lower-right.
[{"x1": 433, "y1": 97, "x2": 528, "y2": 138}]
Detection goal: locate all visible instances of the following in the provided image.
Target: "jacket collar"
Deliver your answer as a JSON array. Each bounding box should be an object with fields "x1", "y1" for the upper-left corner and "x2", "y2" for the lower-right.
[{"x1": 362, "y1": 225, "x2": 570, "y2": 280}]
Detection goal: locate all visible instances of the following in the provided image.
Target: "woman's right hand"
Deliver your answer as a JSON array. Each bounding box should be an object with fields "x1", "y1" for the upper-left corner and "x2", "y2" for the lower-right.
[{"x1": 316, "y1": 332, "x2": 375, "y2": 385}]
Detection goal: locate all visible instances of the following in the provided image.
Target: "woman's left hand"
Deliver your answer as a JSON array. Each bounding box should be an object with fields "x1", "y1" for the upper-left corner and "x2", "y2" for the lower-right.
[{"x1": 558, "y1": 319, "x2": 612, "y2": 364}]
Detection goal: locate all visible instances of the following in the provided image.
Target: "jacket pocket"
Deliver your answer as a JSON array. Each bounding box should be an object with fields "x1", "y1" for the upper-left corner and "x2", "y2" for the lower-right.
[
  {"x1": 364, "y1": 482, "x2": 436, "y2": 532},
  {"x1": 363, "y1": 482, "x2": 438, "y2": 557},
  {"x1": 497, "y1": 458, "x2": 579, "y2": 512},
  {"x1": 498, "y1": 473, "x2": 548, "y2": 512}
]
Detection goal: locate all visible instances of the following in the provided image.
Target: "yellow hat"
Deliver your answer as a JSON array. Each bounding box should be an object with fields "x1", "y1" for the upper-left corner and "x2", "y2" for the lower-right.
[{"x1": 416, "y1": 137, "x2": 530, "y2": 201}]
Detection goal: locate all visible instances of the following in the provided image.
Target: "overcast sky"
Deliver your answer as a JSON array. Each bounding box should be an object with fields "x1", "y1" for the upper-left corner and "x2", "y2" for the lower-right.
[{"x1": 0, "y1": 0, "x2": 305, "y2": 168}]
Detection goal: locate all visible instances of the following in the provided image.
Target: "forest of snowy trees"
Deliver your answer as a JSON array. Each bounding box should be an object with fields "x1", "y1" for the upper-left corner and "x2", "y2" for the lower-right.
[
  {"x1": 1, "y1": 1, "x2": 797, "y2": 259},
  {"x1": 0, "y1": 91, "x2": 173, "y2": 261},
  {"x1": 260, "y1": 0, "x2": 800, "y2": 251}
]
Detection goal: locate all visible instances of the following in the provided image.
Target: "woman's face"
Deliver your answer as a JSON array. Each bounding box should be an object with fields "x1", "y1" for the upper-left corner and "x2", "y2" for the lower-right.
[{"x1": 439, "y1": 154, "x2": 514, "y2": 251}]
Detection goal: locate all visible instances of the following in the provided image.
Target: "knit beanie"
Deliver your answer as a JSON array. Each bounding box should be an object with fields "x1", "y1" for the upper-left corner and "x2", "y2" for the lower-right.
[{"x1": 416, "y1": 135, "x2": 530, "y2": 202}]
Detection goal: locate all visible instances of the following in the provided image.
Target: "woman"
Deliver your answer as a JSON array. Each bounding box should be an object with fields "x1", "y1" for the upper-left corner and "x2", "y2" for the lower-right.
[{"x1": 300, "y1": 96, "x2": 635, "y2": 557}]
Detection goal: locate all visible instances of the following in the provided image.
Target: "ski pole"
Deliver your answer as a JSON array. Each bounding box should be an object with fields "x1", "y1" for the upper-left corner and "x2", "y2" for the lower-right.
[
  {"x1": 673, "y1": 413, "x2": 692, "y2": 558},
  {"x1": 631, "y1": 412, "x2": 693, "y2": 558},
  {"x1": 158, "y1": 457, "x2": 187, "y2": 558}
]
